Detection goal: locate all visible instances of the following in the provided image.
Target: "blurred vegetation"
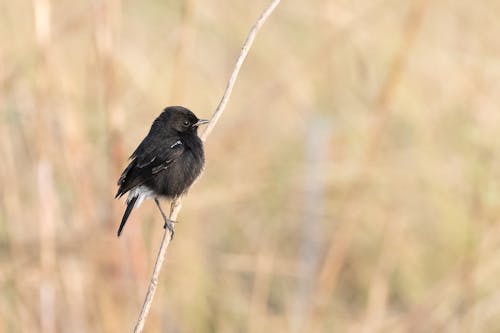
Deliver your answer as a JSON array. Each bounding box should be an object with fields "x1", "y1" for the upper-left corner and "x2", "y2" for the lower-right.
[{"x1": 1, "y1": 0, "x2": 500, "y2": 332}]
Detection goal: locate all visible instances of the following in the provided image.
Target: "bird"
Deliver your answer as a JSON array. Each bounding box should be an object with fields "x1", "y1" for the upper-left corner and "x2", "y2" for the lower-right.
[{"x1": 115, "y1": 106, "x2": 209, "y2": 238}]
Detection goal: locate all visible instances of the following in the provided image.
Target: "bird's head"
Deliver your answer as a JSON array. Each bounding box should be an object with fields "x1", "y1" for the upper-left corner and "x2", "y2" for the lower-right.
[{"x1": 159, "y1": 106, "x2": 209, "y2": 134}]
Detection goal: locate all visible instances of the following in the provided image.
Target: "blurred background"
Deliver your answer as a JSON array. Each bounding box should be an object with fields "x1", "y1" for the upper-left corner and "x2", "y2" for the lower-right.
[{"x1": 1, "y1": 0, "x2": 500, "y2": 332}]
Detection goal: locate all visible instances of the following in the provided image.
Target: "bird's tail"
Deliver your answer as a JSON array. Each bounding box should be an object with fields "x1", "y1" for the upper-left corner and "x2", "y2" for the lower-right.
[{"x1": 117, "y1": 195, "x2": 138, "y2": 237}]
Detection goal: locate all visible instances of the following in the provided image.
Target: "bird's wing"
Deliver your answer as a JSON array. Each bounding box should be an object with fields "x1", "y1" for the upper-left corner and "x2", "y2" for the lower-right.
[{"x1": 115, "y1": 138, "x2": 184, "y2": 198}]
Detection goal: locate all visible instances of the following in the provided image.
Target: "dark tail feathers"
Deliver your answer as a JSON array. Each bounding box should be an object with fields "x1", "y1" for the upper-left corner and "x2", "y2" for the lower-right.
[{"x1": 117, "y1": 196, "x2": 138, "y2": 237}]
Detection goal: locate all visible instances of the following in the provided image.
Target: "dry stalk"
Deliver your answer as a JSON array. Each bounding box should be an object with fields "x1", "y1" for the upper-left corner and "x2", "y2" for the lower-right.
[{"x1": 133, "y1": 1, "x2": 281, "y2": 331}]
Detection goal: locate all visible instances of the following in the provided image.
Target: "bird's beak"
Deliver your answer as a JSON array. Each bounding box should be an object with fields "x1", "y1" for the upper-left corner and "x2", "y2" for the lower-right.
[{"x1": 193, "y1": 119, "x2": 209, "y2": 127}]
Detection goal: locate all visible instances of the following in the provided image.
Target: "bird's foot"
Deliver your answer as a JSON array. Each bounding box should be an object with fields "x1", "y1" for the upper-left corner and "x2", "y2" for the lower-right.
[{"x1": 163, "y1": 219, "x2": 177, "y2": 240}]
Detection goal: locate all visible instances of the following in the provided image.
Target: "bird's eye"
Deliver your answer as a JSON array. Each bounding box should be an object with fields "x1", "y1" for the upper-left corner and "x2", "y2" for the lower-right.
[{"x1": 183, "y1": 120, "x2": 190, "y2": 127}]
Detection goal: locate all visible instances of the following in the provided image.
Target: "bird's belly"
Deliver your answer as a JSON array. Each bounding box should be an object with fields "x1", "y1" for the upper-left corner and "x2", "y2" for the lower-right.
[
  {"x1": 147, "y1": 152, "x2": 203, "y2": 198},
  {"x1": 127, "y1": 185, "x2": 154, "y2": 207}
]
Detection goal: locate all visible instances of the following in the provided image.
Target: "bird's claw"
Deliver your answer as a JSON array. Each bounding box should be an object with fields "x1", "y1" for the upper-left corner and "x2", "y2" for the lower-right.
[{"x1": 163, "y1": 219, "x2": 176, "y2": 240}]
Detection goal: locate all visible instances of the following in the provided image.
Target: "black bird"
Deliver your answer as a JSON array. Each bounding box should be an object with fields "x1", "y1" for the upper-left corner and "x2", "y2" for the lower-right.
[{"x1": 115, "y1": 106, "x2": 209, "y2": 238}]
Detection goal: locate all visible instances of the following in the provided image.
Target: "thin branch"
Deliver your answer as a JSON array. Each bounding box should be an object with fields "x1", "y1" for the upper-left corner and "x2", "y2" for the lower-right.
[
  {"x1": 133, "y1": 1, "x2": 281, "y2": 332},
  {"x1": 199, "y1": 0, "x2": 281, "y2": 141}
]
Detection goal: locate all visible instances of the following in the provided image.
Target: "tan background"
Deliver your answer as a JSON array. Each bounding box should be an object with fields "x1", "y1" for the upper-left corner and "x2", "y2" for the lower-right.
[{"x1": 1, "y1": 0, "x2": 500, "y2": 332}]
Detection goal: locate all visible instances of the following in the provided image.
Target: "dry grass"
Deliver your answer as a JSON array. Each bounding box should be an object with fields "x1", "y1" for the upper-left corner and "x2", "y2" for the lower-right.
[{"x1": 1, "y1": 0, "x2": 500, "y2": 332}]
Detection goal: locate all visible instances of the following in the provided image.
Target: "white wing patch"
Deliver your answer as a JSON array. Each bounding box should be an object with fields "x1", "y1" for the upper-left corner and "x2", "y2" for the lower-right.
[{"x1": 170, "y1": 140, "x2": 182, "y2": 148}]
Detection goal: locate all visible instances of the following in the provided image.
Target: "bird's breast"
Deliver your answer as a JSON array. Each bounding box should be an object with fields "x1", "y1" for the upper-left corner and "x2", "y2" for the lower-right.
[{"x1": 149, "y1": 145, "x2": 204, "y2": 197}]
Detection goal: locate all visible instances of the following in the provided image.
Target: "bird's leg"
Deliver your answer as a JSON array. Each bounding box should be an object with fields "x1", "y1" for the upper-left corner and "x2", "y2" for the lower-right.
[{"x1": 155, "y1": 198, "x2": 176, "y2": 240}]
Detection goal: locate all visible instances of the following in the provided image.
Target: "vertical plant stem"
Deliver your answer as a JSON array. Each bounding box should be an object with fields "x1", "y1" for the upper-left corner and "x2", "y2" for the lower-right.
[{"x1": 133, "y1": 1, "x2": 281, "y2": 332}]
